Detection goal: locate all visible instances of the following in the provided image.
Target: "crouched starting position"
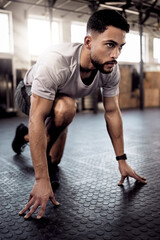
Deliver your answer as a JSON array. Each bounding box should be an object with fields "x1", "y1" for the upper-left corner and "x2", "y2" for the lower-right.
[{"x1": 12, "y1": 9, "x2": 147, "y2": 220}]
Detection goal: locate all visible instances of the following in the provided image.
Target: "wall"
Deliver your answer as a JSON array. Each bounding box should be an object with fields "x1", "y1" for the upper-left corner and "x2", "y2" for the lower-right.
[
  {"x1": 2, "y1": 2, "x2": 89, "y2": 74},
  {"x1": 3, "y1": 2, "x2": 160, "y2": 74},
  {"x1": 1, "y1": 2, "x2": 160, "y2": 112}
]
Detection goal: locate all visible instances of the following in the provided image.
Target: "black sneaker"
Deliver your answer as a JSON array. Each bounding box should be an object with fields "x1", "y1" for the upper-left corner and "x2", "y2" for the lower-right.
[
  {"x1": 47, "y1": 156, "x2": 60, "y2": 191},
  {"x1": 12, "y1": 123, "x2": 28, "y2": 154}
]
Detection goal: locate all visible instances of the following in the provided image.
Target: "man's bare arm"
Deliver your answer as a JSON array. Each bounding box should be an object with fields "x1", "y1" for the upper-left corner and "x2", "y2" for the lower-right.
[
  {"x1": 19, "y1": 94, "x2": 59, "y2": 219},
  {"x1": 103, "y1": 95, "x2": 124, "y2": 156},
  {"x1": 29, "y1": 94, "x2": 53, "y2": 179},
  {"x1": 103, "y1": 95, "x2": 147, "y2": 185}
]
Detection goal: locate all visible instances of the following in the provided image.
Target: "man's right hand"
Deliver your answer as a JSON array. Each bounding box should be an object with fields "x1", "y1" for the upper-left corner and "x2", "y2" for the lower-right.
[{"x1": 19, "y1": 178, "x2": 60, "y2": 219}]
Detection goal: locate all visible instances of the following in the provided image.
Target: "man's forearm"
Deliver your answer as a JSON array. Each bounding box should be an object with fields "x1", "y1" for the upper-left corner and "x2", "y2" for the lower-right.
[
  {"x1": 105, "y1": 108, "x2": 124, "y2": 156},
  {"x1": 29, "y1": 118, "x2": 49, "y2": 180}
]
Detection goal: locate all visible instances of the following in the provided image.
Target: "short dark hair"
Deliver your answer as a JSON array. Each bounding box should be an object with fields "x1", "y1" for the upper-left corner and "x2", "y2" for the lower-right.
[{"x1": 87, "y1": 9, "x2": 130, "y2": 34}]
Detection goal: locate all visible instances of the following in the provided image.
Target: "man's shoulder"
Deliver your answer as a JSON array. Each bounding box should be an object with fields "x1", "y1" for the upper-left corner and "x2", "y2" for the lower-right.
[
  {"x1": 43, "y1": 42, "x2": 83, "y2": 57},
  {"x1": 37, "y1": 43, "x2": 83, "y2": 67}
]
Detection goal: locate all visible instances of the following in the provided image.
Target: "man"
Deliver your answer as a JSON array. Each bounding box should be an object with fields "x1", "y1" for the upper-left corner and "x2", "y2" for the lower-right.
[{"x1": 12, "y1": 9, "x2": 147, "y2": 220}]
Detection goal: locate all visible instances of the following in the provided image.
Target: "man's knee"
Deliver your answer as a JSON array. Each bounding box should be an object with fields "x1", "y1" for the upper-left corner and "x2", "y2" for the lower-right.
[{"x1": 53, "y1": 96, "x2": 77, "y2": 128}]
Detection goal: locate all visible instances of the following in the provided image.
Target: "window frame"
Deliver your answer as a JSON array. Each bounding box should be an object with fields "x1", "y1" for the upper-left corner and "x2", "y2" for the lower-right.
[
  {"x1": 71, "y1": 21, "x2": 86, "y2": 43},
  {"x1": 27, "y1": 15, "x2": 61, "y2": 57},
  {"x1": 0, "y1": 9, "x2": 13, "y2": 55},
  {"x1": 51, "y1": 20, "x2": 62, "y2": 45},
  {"x1": 118, "y1": 30, "x2": 149, "y2": 64},
  {"x1": 153, "y1": 37, "x2": 160, "y2": 64}
]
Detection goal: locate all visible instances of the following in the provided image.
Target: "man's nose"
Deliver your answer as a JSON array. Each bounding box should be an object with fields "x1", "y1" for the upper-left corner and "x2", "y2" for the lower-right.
[{"x1": 110, "y1": 47, "x2": 120, "y2": 59}]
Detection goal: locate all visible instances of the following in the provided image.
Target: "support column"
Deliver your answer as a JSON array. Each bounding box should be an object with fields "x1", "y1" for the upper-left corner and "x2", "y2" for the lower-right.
[
  {"x1": 139, "y1": 11, "x2": 144, "y2": 110},
  {"x1": 49, "y1": 7, "x2": 53, "y2": 44}
]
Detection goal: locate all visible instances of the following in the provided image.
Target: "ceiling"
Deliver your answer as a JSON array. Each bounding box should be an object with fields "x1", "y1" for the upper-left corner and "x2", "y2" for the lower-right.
[{"x1": 1, "y1": 0, "x2": 160, "y2": 29}]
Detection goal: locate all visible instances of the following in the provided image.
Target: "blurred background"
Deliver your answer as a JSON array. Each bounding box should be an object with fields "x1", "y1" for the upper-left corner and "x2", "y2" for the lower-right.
[
  {"x1": 1, "y1": 0, "x2": 160, "y2": 116},
  {"x1": 1, "y1": 3, "x2": 160, "y2": 239}
]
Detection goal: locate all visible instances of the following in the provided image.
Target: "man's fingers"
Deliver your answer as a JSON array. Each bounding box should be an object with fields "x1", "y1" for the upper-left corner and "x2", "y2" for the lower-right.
[
  {"x1": 19, "y1": 208, "x2": 27, "y2": 216},
  {"x1": 50, "y1": 194, "x2": 60, "y2": 206},
  {"x1": 24, "y1": 202, "x2": 39, "y2": 219},
  {"x1": 19, "y1": 198, "x2": 34, "y2": 215},
  {"x1": 140, "y1": 176, "x2": 146, "y2": 181},
  {"x1": 28, "y1": 194, "x2": 32, "y2": 202},
  {"x1": 118, "y1": 175, "x2": 127, "y2": 186},
  {"x1": 134, "y1": 172, "x2": 147, "y2": 184},
  {"x1": 37, "y1": 204, "x2": 47, "y2": 219}
]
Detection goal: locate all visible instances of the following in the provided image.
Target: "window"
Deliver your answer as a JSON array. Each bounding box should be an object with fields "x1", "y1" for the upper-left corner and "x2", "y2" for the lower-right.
[
  {"x1": 0, "y1": 11, "x2": 13, "y2": 53},
  {"x1": 28, "y1": 17, "x2": 61, "y2": 56},
  {"x1": 52, "y1": 21, "x2": 60, "y2": 45},
  {"x1": 118, "y1": 32, "x2": 148, "y2": 63},
  {"x1": 71, "y1": 22, "x2": 86, "y2": 43},
  {"x1": 153, "y1": 38, "x2": 160, "y2": 63},
  {"x1": 28, "y1": 18, "x2": 50, "y2": 55}
]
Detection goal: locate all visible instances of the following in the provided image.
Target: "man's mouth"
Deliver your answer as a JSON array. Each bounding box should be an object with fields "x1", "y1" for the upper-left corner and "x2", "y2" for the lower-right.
[
  {"x1": 104, "y1": 61, "x2": 117, "y2": 68},
  {"x1": 106, "y1": 60, "x2": 117, "y2": 65}
]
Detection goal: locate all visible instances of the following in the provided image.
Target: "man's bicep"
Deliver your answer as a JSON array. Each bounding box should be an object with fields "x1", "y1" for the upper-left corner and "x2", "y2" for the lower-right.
[
  {"x1": 30, "y1": 94, "x2": 54, "y2": 120},
  {"x1": 103, "y1": 95, "x2": 120, "y2": 113}
]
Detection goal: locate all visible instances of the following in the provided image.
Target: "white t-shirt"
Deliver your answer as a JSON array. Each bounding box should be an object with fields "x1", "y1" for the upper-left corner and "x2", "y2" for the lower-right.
[{"x1": 24, "y1": 43, "x2": 120, "y2": 100}]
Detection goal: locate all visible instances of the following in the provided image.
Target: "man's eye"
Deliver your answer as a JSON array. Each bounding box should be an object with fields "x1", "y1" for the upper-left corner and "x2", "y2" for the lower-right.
[{"x1": 106, "y1": 43, "x2": 114, "y2": 48}]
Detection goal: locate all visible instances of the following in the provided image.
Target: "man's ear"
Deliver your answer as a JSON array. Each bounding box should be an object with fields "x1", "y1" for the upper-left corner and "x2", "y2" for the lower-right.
[{"x1": 84, "y1": 35, "x2": 92, "y2": 49}]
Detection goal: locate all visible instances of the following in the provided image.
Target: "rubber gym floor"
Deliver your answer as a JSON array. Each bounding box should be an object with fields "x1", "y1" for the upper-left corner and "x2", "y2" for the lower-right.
[{"x1": 0, "y1": 109, "x2": 160, "y2": 240}]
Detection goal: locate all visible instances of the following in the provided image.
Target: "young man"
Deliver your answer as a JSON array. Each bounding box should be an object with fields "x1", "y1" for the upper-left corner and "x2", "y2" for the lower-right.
[{"x1": 12, "y1": 9, "x2": 147, "y2": 219}]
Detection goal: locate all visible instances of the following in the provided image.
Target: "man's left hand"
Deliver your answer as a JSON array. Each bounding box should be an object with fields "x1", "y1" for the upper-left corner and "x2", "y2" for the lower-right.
[{"x1": 118, "y1": 160, "x2": 147, "y2": 186}]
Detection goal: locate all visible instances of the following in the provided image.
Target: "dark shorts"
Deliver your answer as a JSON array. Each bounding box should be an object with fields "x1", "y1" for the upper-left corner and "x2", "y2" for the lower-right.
[{"x1": 15, "y1": 81, "x2": 31, "y2": 116}]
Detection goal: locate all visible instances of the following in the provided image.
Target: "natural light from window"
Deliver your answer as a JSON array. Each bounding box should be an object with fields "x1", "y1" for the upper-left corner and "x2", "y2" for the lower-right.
[
  {"x1": 153, "y1": 38, "x2": 160, "y2": 63},
  {"x1": 71, "y1": 22, "x2": 86, "y2": 43},
  {"x1": 118, "y1": 32, "x2": 147, "y2": 63},
  {"x1": 0, "y1": 12, "x2": 11, "y2": 53},
  {"x1": 28, "y1": 18, "x2": 60, "y2": 55},
  {"x1": 52, "y1": 21, "x2": 60, "y2": 45},
  {"x1": 28, "y1": 18, "x2": 50, "y2": 55}
]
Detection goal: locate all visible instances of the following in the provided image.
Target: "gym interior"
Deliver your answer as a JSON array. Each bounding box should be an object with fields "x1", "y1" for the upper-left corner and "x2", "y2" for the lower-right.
[{"x1": 0, "y1": 1, "x2": 160, "y2": 239}]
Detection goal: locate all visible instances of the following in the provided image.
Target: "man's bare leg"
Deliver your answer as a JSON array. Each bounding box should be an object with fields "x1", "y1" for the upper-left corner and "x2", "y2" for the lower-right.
[
  {"x1": 46, "y1": 95, "x2": 77, "y2": 165},
  {"x1": 45, "y1": 95, "x2": 76, "y2": 189},
  {"x1": 12, "y1": 95, "x2": 76, "y2": 169},
  {"x1": 48, "y1": 129, "x2": 67, "y2": 165},
  {"x1": 23, "y1": 123, "x2": 67, "y2": 165}
]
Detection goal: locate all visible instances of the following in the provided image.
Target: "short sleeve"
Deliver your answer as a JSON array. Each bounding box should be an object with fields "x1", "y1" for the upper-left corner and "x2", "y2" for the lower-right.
[
  {"x1": 31, "y1": 54, "x2": 70, "y2": 100},
  {"x1": 102, "y1": 64, "x2": 120, "y2": 98},
  {"x1": 31, "y1": 64, "x2": 58, "y2": 100}
]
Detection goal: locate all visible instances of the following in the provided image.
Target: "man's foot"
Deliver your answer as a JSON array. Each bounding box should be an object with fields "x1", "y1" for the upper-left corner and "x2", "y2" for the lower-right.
[
  {"x1": 47, "y1": 156, "x2": 60, "y2": 191},
  {"x1": 12, "y1": 123, "x2": 28, "y2": 154}
]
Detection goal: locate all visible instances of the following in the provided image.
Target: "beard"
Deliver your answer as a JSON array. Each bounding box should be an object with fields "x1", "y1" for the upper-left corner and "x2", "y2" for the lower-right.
[{"x1": 91, "y1": 55, "x2": 117, "y2": 74}]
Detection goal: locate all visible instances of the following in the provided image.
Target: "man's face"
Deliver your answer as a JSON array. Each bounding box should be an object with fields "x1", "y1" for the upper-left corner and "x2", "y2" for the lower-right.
[{"x1": 90, "y1": 26, "x2": 126, "y2": 74}]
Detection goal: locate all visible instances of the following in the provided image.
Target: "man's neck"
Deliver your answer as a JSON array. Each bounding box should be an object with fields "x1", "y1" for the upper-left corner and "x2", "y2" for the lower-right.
[{"x1": 80, "y1": 45, "x2": 95, "y2": 72}]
